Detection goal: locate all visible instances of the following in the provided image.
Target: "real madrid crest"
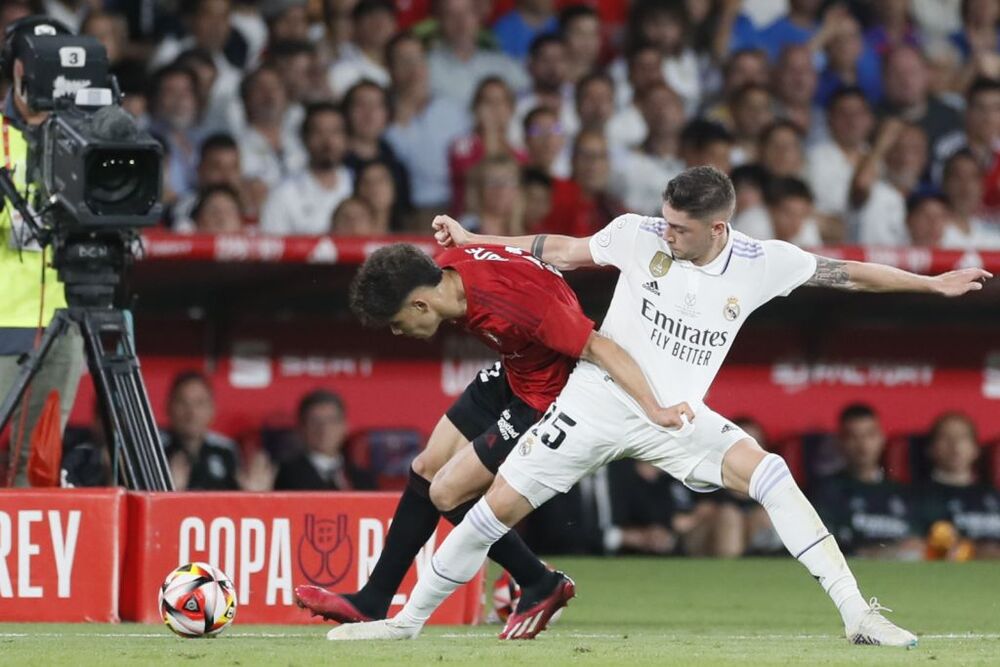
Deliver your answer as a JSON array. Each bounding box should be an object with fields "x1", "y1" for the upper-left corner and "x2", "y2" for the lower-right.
[
  {"x1": 649, "y1": 251, "x2": 672, "y2": 277},
  {"x1": 519, "y1": 436, "x2": 534, "y2": 456},
  {"x1": 723, "y1": 296, "x2": 740, "y2": 321}
]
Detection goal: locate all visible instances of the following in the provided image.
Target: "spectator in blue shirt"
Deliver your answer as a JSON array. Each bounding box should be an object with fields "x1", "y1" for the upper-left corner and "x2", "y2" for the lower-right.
[
  {"x1": 815, "y1": 13, "x2": 884, "y2": 107},
  {"x1": 492, "y1": 0, "x2": 559, "y2": 61},
  {"x1": 383, "y1": 32, "x2": 471, "y2": 225},
  {"x1": 759, "y1": 0, "x2": 825, "y2": 61}
]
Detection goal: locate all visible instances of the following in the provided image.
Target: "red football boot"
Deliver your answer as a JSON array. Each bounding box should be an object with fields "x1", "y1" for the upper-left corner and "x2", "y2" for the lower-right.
[
  {"x1": 294, "y1": 585, "x2": 374, "y2": 624},
  {"x1": 498, "y1": 572, "x2": 575, "y2": 640}
]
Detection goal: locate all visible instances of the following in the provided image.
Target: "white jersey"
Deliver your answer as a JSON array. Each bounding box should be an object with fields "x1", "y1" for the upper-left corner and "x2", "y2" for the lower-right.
[{"x1": 582, "y1": 213, "x2": 817, "y2": 413}]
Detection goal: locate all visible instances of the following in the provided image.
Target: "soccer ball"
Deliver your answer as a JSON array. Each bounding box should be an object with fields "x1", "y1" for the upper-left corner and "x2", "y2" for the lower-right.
[
  {"x1": 158, "y1": 562, "x2": 237, "y2": 638},
  {"x1": 491, "y1": 570, "x2": 521, "y2": 622}
]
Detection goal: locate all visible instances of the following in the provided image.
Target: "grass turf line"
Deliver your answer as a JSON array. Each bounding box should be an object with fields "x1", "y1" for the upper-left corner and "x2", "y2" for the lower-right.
[{"x1": 2, "y1": 558, "x2": 998, "y2": 666}]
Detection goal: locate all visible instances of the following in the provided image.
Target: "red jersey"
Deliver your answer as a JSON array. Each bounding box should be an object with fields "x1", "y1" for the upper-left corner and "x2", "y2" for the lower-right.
[{"x1": 436, "y1": 245, "x2": 595, "y2": 412}]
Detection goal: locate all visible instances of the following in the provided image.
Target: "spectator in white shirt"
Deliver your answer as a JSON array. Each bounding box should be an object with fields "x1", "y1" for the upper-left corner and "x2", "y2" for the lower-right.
[
  {"x1": 613, "y1": 81, "x2": 686, "y2": 215},
  {"x1": 759, "y1": 119, "x2": 806, "y2": 178},
  {"x1": 559, "y1": 4, "x2": 602, "y2": 86},
  {"x1": 940, "y1": 149, "x2": 1000, "y2": 249},
  {"x1": 806, "y1": 86, "x2": 875, "y2": 237},
  {"x1": 729, "y1": 83, "x2": 776, "y2": 167},
  {"x1": 190, "y1": 185, "x2": 245, "y2": 235},
  {"x1": 847, "y1": 118, "x2": 910, "y2": 246},
  {"x1": 607, "y1": 44, "x2": 666, "y2": 149},
  {"x1": 511, "y1": 34, "x2": 578, "y2": 147},
  {"x1": 905, "y1": 194, "x2": 949, "y2": 247},
  {"x1": 680, "y1": 118, "x2": 734, "y2": 174},
  {"x1": 428, "y1": 0, "x2": 528, "y2": 108},
  {"x1": 762, "y1": 176, "x2": 823, "y2": 247},
  {"x1": 261, "y1": 0, "x2": 310, "y2": 44},
  {"x1": 260, "y1": 103, "x2": 354, "y2": 235},
  {"x1": 772, "y1": 44, "x2": 828, "y2": 147},
  {"x1": 328, "y1": 0, "x2": 396, "y2": 99},
  {"x1": 237, "y1": 65, "x2": 307, "y2": 189}
]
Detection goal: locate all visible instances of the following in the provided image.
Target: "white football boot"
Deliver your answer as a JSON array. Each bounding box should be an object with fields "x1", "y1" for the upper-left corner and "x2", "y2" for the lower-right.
[
  {"x1": 846, "y1": 598, "x2": 918, "y2": 648},
  {"x1": 326, "y1": 618, "x2": 420, "y2": 641}
]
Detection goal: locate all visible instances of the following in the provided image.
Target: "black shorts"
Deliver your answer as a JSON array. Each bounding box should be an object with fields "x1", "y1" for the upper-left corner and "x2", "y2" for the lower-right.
[{"x1": 445, "y1": 361, "x2": 543, "y2": 474}]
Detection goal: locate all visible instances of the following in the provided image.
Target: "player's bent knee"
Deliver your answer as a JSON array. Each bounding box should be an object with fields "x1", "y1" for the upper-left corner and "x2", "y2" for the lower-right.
[
  {"x1": 411, "y1": 452, "x2": 435, "y2": 481},
  {"x1": 721, "y1": 437, "x2": 768, "y2": 495},
  {"x1": 484, "y1": 474, "x2": 534, "y2": 527},
  {"x1": 428, "y1": 476, "x2": 461, "y2": 512}
]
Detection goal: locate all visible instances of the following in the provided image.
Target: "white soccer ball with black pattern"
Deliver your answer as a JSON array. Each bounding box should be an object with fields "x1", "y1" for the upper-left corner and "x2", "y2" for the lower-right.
[{"x1": 158, "y1": 562, "x2": 237, "y2": 638}]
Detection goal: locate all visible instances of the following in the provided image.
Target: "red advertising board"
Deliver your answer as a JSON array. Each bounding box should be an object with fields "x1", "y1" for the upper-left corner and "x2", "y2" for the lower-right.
[
  {"x1": 0, "y1": 488, "x2": 125, "y2": 622},
  {"x1": 121, "y1": 492, "x2": 484, "y2": 626}
]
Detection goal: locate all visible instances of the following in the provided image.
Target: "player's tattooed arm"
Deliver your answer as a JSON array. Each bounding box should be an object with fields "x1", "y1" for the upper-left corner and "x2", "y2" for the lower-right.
[
  {"x1": 530, "y1": 234, "x2": 548, "y2": 258},
  {"x1": 805, "y1": 256, "x2": 856, "y2": 289},
  {"x1": 805, "y1": 254, "x2": 993, "y2": 295}
]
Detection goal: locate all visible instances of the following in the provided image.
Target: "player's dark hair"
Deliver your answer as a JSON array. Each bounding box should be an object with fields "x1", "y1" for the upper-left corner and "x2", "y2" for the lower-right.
[
  {"x1": 764, "y1": 175, "x2": 813, "y2": 206},
  {"x1": 838, "y1": 402, "x2": 877, "y2": 426},
  {"x1": 168, "y1": 370, "x2": 213, "y2": 402},
  {"x1": 662, "y1": 165, "x2": 735, "y2": 223},
  {"x1": 928, "y1": 411, "x2": 979, "y2": 446},
  {"x1": 297, "y1": 389, "x2": 346, "y2": 425},
  {"x1": 349, "y1": 244, "x2": 444, "y2": 327}
]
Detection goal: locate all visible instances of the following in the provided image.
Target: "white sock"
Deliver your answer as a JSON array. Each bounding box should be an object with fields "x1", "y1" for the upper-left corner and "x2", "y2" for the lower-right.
[
  {"x1": 394, "y1": 498, "x2": 509, "y2": 629},
  {"x1": 749, "y1": 454, "x2": 870, "y2": 629}
]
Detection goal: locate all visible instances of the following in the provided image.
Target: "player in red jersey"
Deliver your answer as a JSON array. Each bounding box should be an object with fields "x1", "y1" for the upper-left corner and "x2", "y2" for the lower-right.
[{"x1": 295, "y1": 243, "x2": 688, "y2": 638}]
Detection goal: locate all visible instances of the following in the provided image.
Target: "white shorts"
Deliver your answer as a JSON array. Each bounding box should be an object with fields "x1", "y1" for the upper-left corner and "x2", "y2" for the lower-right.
[{"x1": 499, "y1": 366, "x2": 749, "y2": 508}]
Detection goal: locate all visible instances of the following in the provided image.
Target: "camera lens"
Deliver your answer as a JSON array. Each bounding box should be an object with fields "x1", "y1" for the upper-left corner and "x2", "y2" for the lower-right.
[{"x1": 85, "y1": 148, "x2": 159, "y2": 215}]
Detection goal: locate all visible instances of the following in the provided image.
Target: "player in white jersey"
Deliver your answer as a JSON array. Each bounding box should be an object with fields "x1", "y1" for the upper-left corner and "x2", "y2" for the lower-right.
[{"x1": 327, "y1": 166, "x2": 992, "y2": 647}]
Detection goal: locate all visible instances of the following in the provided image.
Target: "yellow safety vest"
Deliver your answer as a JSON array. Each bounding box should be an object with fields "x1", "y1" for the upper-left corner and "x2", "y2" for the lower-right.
[{"x1": 0, "y1": 113, "x2": 66, "y2": 329}]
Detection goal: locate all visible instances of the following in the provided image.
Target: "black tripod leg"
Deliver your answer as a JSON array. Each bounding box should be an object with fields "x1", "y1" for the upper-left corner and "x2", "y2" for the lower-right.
[
  {"x1": 0, "y1": 313, "x2": 70, "y2": 436},
  {"x1": 76, "y1": 314, "x2": 142, "y2": 489}
]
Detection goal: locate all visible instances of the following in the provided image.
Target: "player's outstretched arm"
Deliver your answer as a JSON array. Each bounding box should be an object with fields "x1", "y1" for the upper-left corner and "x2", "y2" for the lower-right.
[
  {"x1": 580, "y1": 331, "x2": 694, "y2": 430},
  {"x1": 432, "y1": 214, "x2": 597, "y2": 270},
  {"x1": 805, "y1": 255, "x2": 993, "y2": 296}
]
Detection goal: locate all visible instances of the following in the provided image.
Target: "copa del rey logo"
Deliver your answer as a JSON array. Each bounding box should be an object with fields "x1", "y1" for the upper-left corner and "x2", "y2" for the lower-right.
[{"x1": 177, "y1": 514, "x2": 438, "y2": 608}]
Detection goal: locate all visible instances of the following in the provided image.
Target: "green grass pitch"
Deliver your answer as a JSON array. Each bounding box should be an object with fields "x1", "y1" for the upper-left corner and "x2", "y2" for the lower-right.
[{"x1": 2, "y1": 558, "x2": 998, "y2": 666}]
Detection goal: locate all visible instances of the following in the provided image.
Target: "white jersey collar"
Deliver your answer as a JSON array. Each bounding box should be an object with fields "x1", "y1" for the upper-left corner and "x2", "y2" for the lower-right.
[{"x1": 670, "y1": 225, "x2": 735, "y2": 276}]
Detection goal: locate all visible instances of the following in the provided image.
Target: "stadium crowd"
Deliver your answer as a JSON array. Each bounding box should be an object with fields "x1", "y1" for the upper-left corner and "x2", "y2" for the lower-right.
[
  {"x1": 2, "y1": 0, "x2": 999, "y2": 247},
  {"x1": 5, "y1": 0, "x2": 999, "y2": 561}
]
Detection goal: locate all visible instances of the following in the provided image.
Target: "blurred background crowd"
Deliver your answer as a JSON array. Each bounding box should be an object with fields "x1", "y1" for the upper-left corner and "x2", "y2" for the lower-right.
[
  {"x1": 3, "y1": 0, "x2": 1000, "y2": 247},
  {"x1": 7, "y1": 0, "x2": 1000, "y2": 561}
]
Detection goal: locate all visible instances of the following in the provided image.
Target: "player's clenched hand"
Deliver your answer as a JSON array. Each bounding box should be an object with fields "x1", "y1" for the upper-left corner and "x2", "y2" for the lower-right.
[
  {"x1": 930, "y1": 267, "x2": 993, "y2": 297},
  {"x1": 648, "y1": 402, "x2": 695, "y2": 430},
  {"x1": 432, "y1": 215, "x2": 472, "y2": 247}
]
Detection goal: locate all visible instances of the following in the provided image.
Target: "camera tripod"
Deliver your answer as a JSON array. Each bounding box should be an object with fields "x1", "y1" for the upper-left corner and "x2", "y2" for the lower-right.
[
  {"x1": 0, "y1": 307, "x2": 173, "y2": 490},
  {"x1": 0, "y1": 168, "x2": 173, "y2": 490}
]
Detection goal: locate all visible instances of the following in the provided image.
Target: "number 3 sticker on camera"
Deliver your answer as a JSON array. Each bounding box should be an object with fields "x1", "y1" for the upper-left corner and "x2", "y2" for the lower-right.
[{"x1": 59, "y1": 47, "x2": 86, "y2": 67}]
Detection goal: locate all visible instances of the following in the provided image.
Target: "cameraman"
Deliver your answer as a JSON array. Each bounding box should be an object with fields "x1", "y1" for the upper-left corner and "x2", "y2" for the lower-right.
[{"x1": 0, "y1": 17, "x2": 84, "y2": 486}]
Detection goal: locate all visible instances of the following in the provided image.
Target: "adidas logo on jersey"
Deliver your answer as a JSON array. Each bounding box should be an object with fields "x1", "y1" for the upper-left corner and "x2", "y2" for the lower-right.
[
  {"x1": 642, "y1": 280, "x2": 660, "y2": 295},
  {"x1": 721, "y1": 423, "x2": 737, "y2": 434}
]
